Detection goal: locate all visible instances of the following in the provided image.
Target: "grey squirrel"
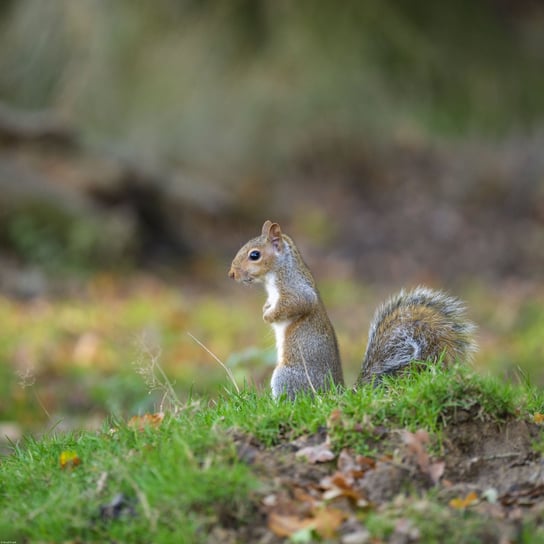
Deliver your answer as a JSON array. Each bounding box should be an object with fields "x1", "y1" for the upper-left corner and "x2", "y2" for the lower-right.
[{"x1": 229, "y1": 220, "x2": 476, "y2": 399}]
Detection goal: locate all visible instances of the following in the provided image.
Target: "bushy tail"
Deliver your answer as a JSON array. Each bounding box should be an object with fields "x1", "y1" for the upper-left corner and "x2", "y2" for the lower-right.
[{"x1": 357, "y1": 286, "x2": 476, "y2": 385}]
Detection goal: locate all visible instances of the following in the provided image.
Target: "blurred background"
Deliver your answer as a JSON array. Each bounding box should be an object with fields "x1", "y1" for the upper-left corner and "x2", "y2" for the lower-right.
[{"x1": 1, "y1": 0, "x2": 544, "y2": 445}]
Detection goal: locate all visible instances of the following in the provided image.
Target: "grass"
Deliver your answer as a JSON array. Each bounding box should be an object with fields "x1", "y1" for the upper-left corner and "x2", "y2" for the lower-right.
[
  {"x1": 0, "y1": 413, "x2": 254, "y2": 543},
  {"x1": 2, "y1": 274, "x2": 544, "y2": 436},
  {"x1": 0, "y1": 274, "x2": 269, "y2": 432},
  {"x1": 1, "y1": 364, "x2": 543, "y2": 542},
  {"x1": 1, "y1": 274, "x2": 544, "y2": 540},
  {"x1": 328, "y1": 364, "x2": 528, "y2": 453}
]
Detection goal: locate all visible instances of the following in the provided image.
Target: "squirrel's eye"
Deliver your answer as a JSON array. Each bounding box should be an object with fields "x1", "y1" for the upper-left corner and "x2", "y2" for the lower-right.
[{"x1": 249, "y1": 250, "x2": 261, "y2": 261}]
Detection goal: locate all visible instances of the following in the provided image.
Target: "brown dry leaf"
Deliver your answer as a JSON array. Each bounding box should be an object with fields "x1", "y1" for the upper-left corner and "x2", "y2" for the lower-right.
[
  {"x1": 318, "y1": 449, "x2": 375, "y2": 505},
  {"x1": 401, "y1": 428, "x2": 444, "y2": 483},
  {"x1": 449, "y1": 491, "x2": 479, "y2": 509},
  {"x1": 60, "y1": 450, "x2": 81, "y2": 469},
  {"x1": 331, "y1": 472, "x2": 356, "y2": 491},
  {"x1": 402, "y1": 430, "x2": 428, "y2": 464},
  {"x1": 312, "y1": 506, "x2": 347, "y2": 539},
  {"x1": 533, "y1": 413, "x2": 544, "y2": 424},
  {"x1": 293, "y1": 487, "x2": 319, "y2": 506},
  {"x1": 127, "y1": 412, "x2": 164, "y2": 431},
  {"x1": 338, "y1": 449, "x2": 376, "y2": 477},
  {"x1": 268, "y1": 512, "x2": 314, "y2": 537},
  {"x1": 354, "y1": 454, "x2": 376, "y2": 472},
  {"x1": 321, "y1": 472, "x2": 363, "y2": 502},
  {"x1": 337, "y1": 449, "x2": 359, "y2": 473},
  {"x1": 268, "y1": 506, "x2": 346, "y2": 539},
  {"x1": 296, "y1": 440, "x2": 336, "y2": 464}
]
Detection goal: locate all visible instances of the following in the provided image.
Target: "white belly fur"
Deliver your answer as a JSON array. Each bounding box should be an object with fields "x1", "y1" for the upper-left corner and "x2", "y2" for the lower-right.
[
  {"x1": 265, "y1": 273, "x2": 291, "y2": 365},
  {"x1": 271, "y1": 320, "x2": 290, "y2": 364},
  {"x1": 265, "y1": 272, "x2": 280, "y2": 312}
]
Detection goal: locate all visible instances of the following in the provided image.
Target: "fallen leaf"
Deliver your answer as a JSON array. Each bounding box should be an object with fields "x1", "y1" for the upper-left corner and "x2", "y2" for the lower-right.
[
  {"x1": 60, "y1": 450, "x2": 81, "y2": 469},
  {"x1": 449, "y1": 491, "x2": 479, "y2": 509},
  {"x1": 296, "y1": 441, "x2": 336, "y2": 464},
  {"x1": 293, "y1": 487, "x2": 319, "y2": 506},
  {"x1": 337, "y1": 450, "x2": 375, "y2": 476},
  {"x1": 128, "y1": 412, "x2": 164, "y2": 431},
  {"x1": 268, "y1": 512, "x2": 314, "y2": 537},
  {"x1": 268, "y1": 506, "x2": 346, "y2": 539},
  {"x1": 533, "y1": 413, "x2": 544, "y2": 424},
  {"x1": 401, "y1": 429, "x2": 444, "y2": 483},
  {"x1": 312, "y1": 506, "x2": 347, "y2": 538},
  {"x1": 321, "y1": 472, "x2": 364, "y2": 502},
  {"x1": 401, "y1": 429, "x2": 430, "y2": 465}
]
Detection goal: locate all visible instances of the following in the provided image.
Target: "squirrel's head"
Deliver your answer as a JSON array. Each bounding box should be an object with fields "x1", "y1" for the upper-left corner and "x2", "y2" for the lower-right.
[{"x1": 229, "y1": 220, "x2": 285, "y2": 284}]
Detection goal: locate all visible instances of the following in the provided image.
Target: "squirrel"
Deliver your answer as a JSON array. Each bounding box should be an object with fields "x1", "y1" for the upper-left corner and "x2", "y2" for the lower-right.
[{"x1": 229, "y1": 220, "x2": 476, "y2": 399}]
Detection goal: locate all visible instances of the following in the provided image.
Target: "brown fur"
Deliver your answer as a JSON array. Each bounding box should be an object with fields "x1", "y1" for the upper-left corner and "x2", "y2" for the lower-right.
[{"x1": 229, "y1": 221, "x2": 344, "y2": 398}]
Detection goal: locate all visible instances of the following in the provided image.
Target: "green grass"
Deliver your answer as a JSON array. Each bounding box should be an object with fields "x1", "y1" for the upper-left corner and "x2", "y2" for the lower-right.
[
  {"x1": 0, "y1": 412, "x2": 254, "y2": 543},
  {"x1": 1, "y1": 276, "x2": 544, "y2": 540},
  {"x1": 2, "y1": 275, "x2": 544, "y2": 437},
  {"x1": 0, "y1": 277, "x2": 267, "y2": 431},
  {"x1": 1, "y1": 365, "x2": 543, "y2": 542}
]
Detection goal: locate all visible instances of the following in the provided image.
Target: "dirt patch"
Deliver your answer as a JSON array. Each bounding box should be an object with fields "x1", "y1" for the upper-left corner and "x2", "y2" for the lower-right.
[
  {"x1": 443, "y1": 413, "x2": 543, "y2": 495},
  {"x1": 214, "y1": 416, "x2": 544, "y2": 543}
]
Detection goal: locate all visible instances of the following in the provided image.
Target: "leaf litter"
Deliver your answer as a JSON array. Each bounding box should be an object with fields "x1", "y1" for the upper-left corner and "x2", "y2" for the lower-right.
[{"x1": 214, "y1": 409, "x2": 544, "y2": 543}]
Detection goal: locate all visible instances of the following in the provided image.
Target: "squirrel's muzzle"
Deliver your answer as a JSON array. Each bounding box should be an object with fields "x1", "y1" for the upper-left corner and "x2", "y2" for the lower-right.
[
  {"x1": 228, "y1": 266, "x2": 237, "y2": 281},
  {"x1": 229, "y1": 265, "x2": 253, "y2": 284}
]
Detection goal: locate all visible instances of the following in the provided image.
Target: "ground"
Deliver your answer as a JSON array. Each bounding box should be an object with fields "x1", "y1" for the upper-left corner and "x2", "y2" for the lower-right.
[
  {"x1": 214, "y1": 410, "x2": 544, "y2": 543},
  {"x1": 1, "y1": 365, "x2": 544, "y2": 542}
]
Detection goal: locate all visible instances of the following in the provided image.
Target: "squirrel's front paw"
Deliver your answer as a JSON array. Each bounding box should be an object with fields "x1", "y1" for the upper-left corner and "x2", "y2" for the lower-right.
[{"x1": 264, "y1": 305, "x2": 280, "y2": 323}]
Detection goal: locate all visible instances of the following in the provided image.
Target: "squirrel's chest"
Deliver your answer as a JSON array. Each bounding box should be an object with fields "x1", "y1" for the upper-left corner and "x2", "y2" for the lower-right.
[
  {"x1": 265, "y1": 273, "x2": 292, "y2": 364},
  {"x1": 265, "y1": 273, "x2": 280, "y2": 312}
]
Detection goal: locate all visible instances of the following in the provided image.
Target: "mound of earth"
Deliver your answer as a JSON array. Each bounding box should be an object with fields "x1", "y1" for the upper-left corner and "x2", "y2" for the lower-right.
[{"x1": 210, "y1": 413, "x2": 544, "y2": 543}]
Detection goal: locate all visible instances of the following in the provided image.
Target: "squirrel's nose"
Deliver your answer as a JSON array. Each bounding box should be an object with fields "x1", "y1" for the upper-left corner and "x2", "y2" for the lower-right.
[{"x1": 228, "y1": 267, "x2": 236, "y2": 280}]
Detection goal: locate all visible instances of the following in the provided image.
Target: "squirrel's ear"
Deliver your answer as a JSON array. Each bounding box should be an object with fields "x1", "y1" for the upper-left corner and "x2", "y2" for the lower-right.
[
  {"x1": 265, "y1": 221, "x2": 283, "y2": 251},
  {"x1": 261, "y1": 220, "x2": 273, "y2": 236}
]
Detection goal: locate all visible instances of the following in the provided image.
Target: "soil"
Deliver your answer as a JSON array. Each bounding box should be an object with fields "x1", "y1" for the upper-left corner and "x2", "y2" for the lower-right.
[{"x1": 210, "y1": 414, "x2": 544, "y2": 543}]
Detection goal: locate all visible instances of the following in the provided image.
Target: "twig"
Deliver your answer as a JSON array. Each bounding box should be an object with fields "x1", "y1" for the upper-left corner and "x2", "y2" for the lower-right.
[
  {"x1": 33, "y1": 389, "x2": 52, "y2": 420},
  {"x1": 186, "y1": 332, "x2": 240, "y2": 394},
  {"x1": 479, "y1": 452, "x2": 521, "y2": 461}
]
